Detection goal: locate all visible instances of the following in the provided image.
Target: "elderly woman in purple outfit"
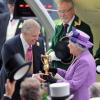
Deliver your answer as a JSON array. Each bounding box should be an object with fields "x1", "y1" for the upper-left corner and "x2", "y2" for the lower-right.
[
  {"x1": 33, "y1": 28, "x2": 96, "y2": 100},
  {"x1": 58, "y1": 28, "x2": 96, "y2": 100}
]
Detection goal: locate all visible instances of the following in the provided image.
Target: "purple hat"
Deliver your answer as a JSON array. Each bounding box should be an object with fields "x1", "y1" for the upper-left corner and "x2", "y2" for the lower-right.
[{"x1": 68, "y1": 27, "x2": 93, "y2": 48}]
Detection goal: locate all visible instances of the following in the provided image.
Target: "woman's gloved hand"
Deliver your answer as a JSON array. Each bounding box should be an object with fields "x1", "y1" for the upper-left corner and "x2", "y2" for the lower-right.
[
  {"x1": 49, "y1": 68, "x2": 57, "y2": 76},
  {"x1": 48, "y1": 51, "x2": 61, "y2": 61},
  {"x1": 42, "y1": 73, "x2": 57, "y2": 83}
]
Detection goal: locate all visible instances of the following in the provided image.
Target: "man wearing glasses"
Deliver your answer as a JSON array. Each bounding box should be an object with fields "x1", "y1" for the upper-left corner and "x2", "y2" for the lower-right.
[{"x1": 48, "y1": 0, "x2": 93, "y2": 69}]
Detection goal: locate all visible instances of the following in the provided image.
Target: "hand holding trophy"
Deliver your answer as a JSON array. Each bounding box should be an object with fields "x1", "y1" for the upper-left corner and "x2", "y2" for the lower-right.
[{"x1": 41, "y1": 54, "x2": 56, "y2": 83}]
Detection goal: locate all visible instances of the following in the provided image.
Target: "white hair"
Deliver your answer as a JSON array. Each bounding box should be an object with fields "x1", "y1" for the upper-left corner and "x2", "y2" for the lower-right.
[
  {"x1": 21, "y1": 19, "x2": 40, "y2": 35},
  {"x1": 69, "y1": 40, "x2": 86, "y2": 52}
]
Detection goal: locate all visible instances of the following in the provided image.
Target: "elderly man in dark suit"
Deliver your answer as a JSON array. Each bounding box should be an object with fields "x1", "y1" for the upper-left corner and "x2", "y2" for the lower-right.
[
  {"x1": 0, "y1": 19, "x2": 44, "y2": 100},
  {"x1": 48, "y1": 0, "x2": 93, "y2": 69}
]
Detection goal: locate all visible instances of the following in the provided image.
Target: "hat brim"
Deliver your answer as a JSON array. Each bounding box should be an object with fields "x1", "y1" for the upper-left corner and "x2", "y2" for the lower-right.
[{"x1": 70, "y1": 37, "x2": 93, "y2": 48}]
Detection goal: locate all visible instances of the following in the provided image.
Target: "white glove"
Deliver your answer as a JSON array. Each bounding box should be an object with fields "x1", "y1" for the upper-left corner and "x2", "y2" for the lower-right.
[
  {"x1": 48, "y1": 51, "x2": 61, "y2": 62},
  {"x1": 96, "y1": 65, "x2": 100, "y2": 73}
]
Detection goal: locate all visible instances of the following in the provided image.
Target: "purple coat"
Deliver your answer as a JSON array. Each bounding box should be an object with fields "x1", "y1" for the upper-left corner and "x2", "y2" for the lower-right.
[{"x1": 57, "y1": 50, "x2": 96, "y2": 100}]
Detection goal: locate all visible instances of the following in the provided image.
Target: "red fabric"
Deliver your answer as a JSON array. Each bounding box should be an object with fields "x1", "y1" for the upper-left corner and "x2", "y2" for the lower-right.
[{"x1": 25, "y1": 46, "x2": 32, "y2": 62}]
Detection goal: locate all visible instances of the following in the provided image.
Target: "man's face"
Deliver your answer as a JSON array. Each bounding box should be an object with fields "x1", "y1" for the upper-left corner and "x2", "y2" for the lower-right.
[
  {"x1": 8, "y1": 4, "x2": 14, "y2": 14},
  {"x1": 57, "y1": 2, "x2": 75, "y2": 24},
  {"x1": 24, "y1": 28, "x2": 40, "y2": 45}
]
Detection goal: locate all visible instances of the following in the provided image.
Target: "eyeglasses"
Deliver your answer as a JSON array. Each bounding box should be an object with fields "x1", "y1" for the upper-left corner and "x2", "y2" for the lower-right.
[{"x1": 58, "y1": 7, "x2": 73, "y2": 14}]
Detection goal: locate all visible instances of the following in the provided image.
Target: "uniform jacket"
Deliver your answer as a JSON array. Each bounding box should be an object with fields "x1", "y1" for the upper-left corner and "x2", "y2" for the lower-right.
[
  {"x1": 49, "y1": 15, "x2": 93, "y2": 69},
  {"x1": 57, "y1": 50, "x2": 96, "y2": 100},
  {"x1": 0, "y1": 35, "x2": 44, "y2": 100}
]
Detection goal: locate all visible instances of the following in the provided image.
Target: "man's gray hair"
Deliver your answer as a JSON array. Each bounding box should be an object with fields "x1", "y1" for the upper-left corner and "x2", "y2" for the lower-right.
[
  {"x1": 21, "y1": 19, "x2": 40, "y2": 35},
  {"x1": 20, "y1": 77, "x2": 41, "y2": 100},
  {"x1": 55, "y1": 0, "x2": 74, "y2": 6}
]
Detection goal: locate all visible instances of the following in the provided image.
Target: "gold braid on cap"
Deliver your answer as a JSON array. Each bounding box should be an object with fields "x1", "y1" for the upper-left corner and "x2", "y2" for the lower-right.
[{"x1": 74, "y1": 19, "x2": 81, "y2": 26}]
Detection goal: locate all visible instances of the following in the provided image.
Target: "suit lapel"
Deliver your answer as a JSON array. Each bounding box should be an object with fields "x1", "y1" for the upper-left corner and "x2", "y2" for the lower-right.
[
  {"x1": 57, "y1": 16, "x2": 82, "y2": 34},
  {"x1": 68, "y1": 15, "x2": 81, "y2": 32},
  {"x1": 15, "y1": 19, "x2": 23, "y2": 35},
  {"x1": 3, "y1": 13, "x2": 10, "y2": 41},
  {"x1": 55, "y1": 24, "x2": 63, "y2": 43},
  {"x1": 15, "y1": 35, "x2": 25, "y2": 58}
]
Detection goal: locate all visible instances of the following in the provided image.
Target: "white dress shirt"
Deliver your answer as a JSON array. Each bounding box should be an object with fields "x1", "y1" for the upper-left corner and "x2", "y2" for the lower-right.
[
  {"x1": 20, "y1": 34, "x2": 33, "y2": 73},
  {"x1": 66, "y1": 15, "x2": 75, "y2": 33},
  {"x1": 6, "y1": 14, "x2": 19, "y2": 40},
  {"x1": 20, "y1": 34, "x2": 29, "y2": 55}
]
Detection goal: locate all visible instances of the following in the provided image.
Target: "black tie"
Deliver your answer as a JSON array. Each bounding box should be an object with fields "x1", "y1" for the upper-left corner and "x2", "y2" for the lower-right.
[{"x1": 63, "y1": 24, "x2": 69, "y2": 36}]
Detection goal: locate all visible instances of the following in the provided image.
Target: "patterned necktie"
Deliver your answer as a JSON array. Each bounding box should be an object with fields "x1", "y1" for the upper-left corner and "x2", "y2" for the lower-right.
[
  {"x1": 63, "y1": 24, "x2": 69, "y2": 36},
  {"x1": 25, "y1": 45, "x2": 32, "y2": 62}
]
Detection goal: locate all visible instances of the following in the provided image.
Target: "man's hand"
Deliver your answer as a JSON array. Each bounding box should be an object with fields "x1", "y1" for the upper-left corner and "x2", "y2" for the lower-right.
[
  {"x1": 32, "y1": 73, "x2": 45, "y2": 83},
  {"x1": 4, "y1": 79, "x2": 16, "y2": 98}
]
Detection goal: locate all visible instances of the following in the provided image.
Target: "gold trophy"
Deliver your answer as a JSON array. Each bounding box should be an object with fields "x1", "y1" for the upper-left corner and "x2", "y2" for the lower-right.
[{"x1": 41, "y1": 54, "x2": 49, "y2": 75}]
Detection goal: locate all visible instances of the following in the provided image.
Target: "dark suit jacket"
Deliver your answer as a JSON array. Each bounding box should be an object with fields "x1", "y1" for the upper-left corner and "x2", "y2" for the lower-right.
[
  {"x1": 0, "y1": 1, "x2": 8, "y2": 13},
  {"x1": 0, "y1": 12, "x2": 23, "y2": 69},
  {"x1": 0, "y1": 12, "x2": 10, "y2": 68},
  {"x1": 1, "y1": 96, "x2": 11, "y2": 100},
  {"x1": 0, "y1": 35, "x2": 44, "y2": 100},
  {"x1": 95, "y1": 43, "x2": 100, "y2": 66},
  {"x1": 50, "y1": 15, "x2": 93, "y2": 69}
]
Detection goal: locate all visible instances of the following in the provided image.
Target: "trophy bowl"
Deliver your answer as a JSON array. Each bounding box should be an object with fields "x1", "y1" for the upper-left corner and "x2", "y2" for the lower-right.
[
  {"x1": 41, "y1": 54, "x2": 50, "y2": 82},
  {"x1": 41, "y1": 54, "x2": 49, "y2": 75}
]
